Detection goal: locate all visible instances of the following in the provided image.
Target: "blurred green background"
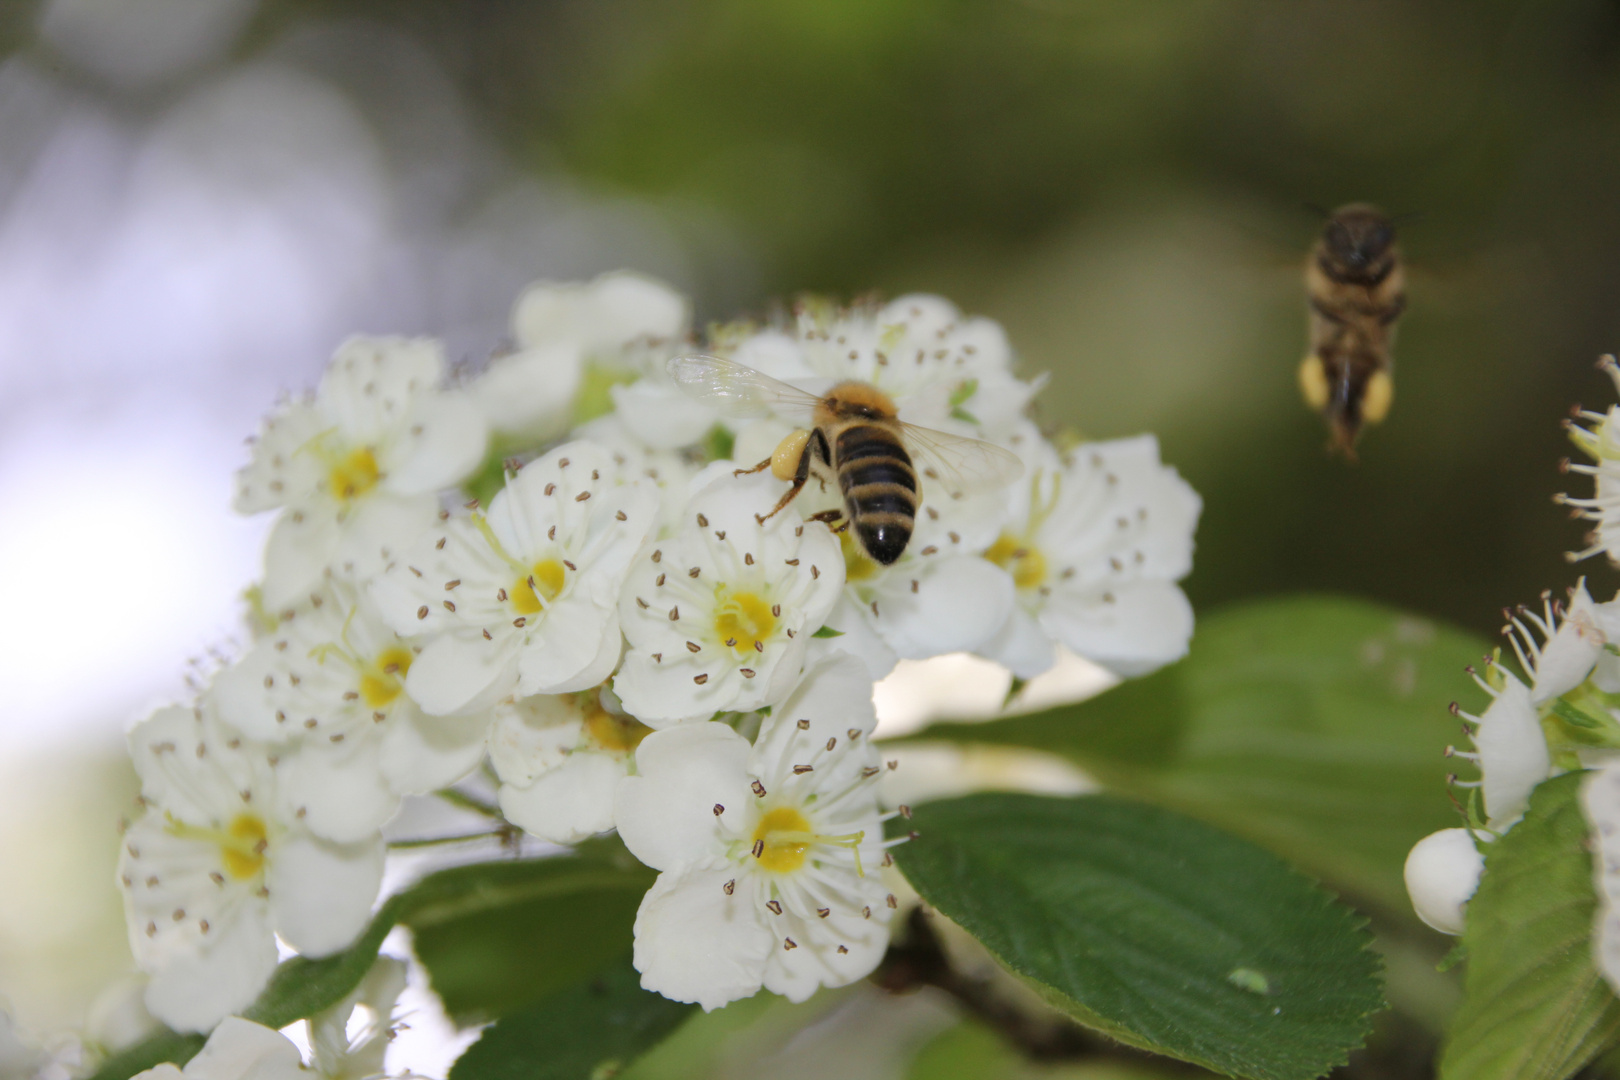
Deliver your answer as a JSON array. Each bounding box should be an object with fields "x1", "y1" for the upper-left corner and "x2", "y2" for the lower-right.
[{"x1": 6, "y1": 0, "x2": 1620, "y2": 1074}]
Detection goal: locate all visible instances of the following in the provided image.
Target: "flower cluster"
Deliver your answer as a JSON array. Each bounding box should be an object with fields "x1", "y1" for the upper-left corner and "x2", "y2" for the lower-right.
[
  {"x1": 115, "y1": 273, "x2": 1202, "y2": 1032},
  {"x1": 1406, "y1": 363, "x2": 1620, "y2": 994}
]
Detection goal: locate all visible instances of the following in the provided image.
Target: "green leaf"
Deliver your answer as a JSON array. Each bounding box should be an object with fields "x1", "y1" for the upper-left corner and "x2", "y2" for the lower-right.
[
  {"x1": 1439, "y1": 772, "x2": 1620, "y2": 1080},
  {"x1": 904, "y1": 595, "x2": 1480, "y2": 913},
  {"x1": 405, "y1": 852, "x2": 655, "y2": 1023},
  {"x1": 89, "y1": 847, "x2": 654, "y2": 1080},
  {"x1": 894, "y1": 793, "x2": 1384, "y2": 1080},
  {"x1": 811, "y1": 625, "x2": 845, "y2": 638},
  {"x1": 701, "y1": 422, "x2": 736, "y2": 463},
  {"x1": 448, "y1": 960, "x2": 694, "y2": 1080}
]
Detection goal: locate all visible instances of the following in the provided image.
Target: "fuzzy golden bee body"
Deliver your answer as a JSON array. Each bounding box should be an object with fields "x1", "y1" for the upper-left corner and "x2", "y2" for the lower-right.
[
  {"x1": 667, "y1": 356, "x2": 1020, "y2": 566},
  {"x1": 1299, "y1": 203, "x2": 1406, "y2": 457}
]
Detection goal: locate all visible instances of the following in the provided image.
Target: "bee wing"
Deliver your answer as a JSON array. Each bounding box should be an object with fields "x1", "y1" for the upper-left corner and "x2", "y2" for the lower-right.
[
  {"x1": 665, "y1": 353, "x2": 823, "y2": 420},
  {"x1": 901, "y1": 422, "x2": 1024, "y2": 499}
]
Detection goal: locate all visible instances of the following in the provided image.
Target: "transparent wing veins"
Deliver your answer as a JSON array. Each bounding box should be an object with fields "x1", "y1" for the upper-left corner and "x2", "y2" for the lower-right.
[
  {"x1": 665, "y1": 354, "x2": 822, "y2": 420},
  {"x1": 902, "y1": 422, "x2": 1024, "y2": 499}
]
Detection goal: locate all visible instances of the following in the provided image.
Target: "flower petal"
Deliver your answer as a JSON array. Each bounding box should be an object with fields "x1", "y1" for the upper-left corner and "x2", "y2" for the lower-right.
[
  {"x1": 872, "y1": 556, "x2": 1014, "y2": 660},
  {"x1": 977, "y1": 606, "x2": 1057, "y2": 680},
  {"x1": 1040, "y1": 579, "x2": 1194, "y2": 677},
  {"x1": 500, "y1": 752, "x2": 625, "y2": 843},
  {"x1": 616, "y1": 723, "x2": 750, "y2": 872},
  {"x1": 267, "y1": 834, "x2": 383, "y2": 957},
  {"x1": 1475, "y1": 674, "x2": 1551, "y2": 828},
  {"x1": 260, "y1": 510, "x2": 340, "y2": 612},
  {"x1": 141, "y1": 905, "x2": 278, "y2": 1033},
  {"x1": 1403, "y1": 828, "x2": 1485, "y2": 936},
  {"x1": 274, "y1": 743, "x2": 399, "y2": 844},
  {"x1": 176, "y1": 1018, "x2": 304, "y2": 1080},
  {"x1": 403, "y1": 630, "x2": 520, "y2": 717},
  {"x1": 632, "y1": 863, "x2": 771, "y2": 1012}
]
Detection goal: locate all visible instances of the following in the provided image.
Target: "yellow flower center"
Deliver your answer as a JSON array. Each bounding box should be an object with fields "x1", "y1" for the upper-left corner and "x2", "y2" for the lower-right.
[
  {"x1": 984, "y1": 533, "x2": 1048, "y2": 591},
  {"x1": 329, "y1": 447, "x2": 380, "y2": 502},
  {"x1": 168, "y1": 813, "x2": 269, "y2": 881},
  {"x1": 839, "y1": 529, "x2": 881, "y2": 583},
  {"x1": 713, "y1": 590, "x2": 776, "y2": 655},
  {"x1": 512, "y1": 559, "x2": 568, "y2": 615},
  {"x1": 583, "y1": 703, "x2": 653, "y2": 753},
  {"x1": 222, "y1": 814, "x2": 269, "y2": 880},
  {"x1": 360, "y1": 645, "x2": 414, "y2": 709},
  {"x1": 752, "y1": 807, "x2": 814, "y2": 873}
]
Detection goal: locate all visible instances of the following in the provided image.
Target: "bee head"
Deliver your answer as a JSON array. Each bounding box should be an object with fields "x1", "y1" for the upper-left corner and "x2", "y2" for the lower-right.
[{"x1": 1321, "y1": 205, "x2": 1396, "y2": 278}]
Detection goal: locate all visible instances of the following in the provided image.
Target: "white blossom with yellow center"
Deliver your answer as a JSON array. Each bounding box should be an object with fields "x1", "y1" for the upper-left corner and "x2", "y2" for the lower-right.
[
  {"x1": 489, "y1": 686, "x2": 655, "y2": 844},
  {"x1": 370, "y1": 440, "x2": 658, "y2": 716},
  {"x1": 213, "y1": 581, "x2": 490, "y2": 844},
  {"x1": 614, "y1": 656, "x2": 895, "y2": 1011},
  {"x1": 236, "y1": 336, "x2": 488, "y2": 611},
  {"x1": 613, "y1": 469, "x2": 844, "y2": 726},
  {"x1": 1558, "y1": 356, "x2": 1620, "y2": 566},
  {"x1": 471, "y1": 271, "x2": 691, "y2": 446},
  {"x1": 722, "y1": 294, "x2": 1039, "y2": 441},
  {"x1": 976, "y1": 426, "x2": 1201, "y2": 679},
  {"x1": 119, "y1": 702, "x2": 384, "y2": 1033}
]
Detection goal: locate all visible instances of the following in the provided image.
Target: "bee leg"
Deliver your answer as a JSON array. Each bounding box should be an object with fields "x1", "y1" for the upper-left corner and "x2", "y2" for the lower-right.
[
  {"x1": 733, "y1": 458, "x2": 773, "y2": 477},
  {"x1": 808, "y1": 509, "x2": 844, "y2": 525},
  {"x1": 754, "y1": 474, "x2": 809, "y2": 525}
]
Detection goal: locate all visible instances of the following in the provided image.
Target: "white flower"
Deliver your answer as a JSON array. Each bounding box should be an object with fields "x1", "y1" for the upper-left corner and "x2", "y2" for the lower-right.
[
  {"x1": 613, "y1": 471, "x2": 844, "y2": 725},
  {"x1": 1501, "y1": 582, "x2": 1609, "y2": 703},
  {"x1": 308, "y1": 956, "x2": 407, "y2": 1080},
  {"x1": 1403, "y1": 828, "x2": 1485, "y2": 936},
  {"x1": 130, "y1": 1018, "x2": 303, "y2": 1080},
  {"x1": 370, "y1": 440, "x2": 658, "y2": 715},
  {"x1": 572, "y1": 414, "x2": 701, "y2": 536},
  {"x1": 131, "y1": 958, "x2": 408, "y2": 1080},
  {"x1": 1452, "y1": 670, "x2": 1553, "y2": 830},
  {"x1": 1583, "y1": 761, "x2": 1620, "y2": 994},
  {"x1": 1559, "y1": 356, "x2": 1620, "y2": 566},
  {"x1": 120, "y1": 704, "x2": 384, "y2": 1032},
  {"x1": 489, "y1": 687, "x2": 653, "y2": 844},
  {"x1": 236, "y1": 337, "x2": 488, "y2": 610},
  {"x1": 615, "y1": 656, "x2": 894, "y2": 1010},
  {"x1": 473, "y1": 271, "x2": 691, "y2": 444},
  {"x1": 976, "y1": 430, "x2": 1201, "y2": 679},
  {"x1": 728, "y1": 295, "x2": 1037, "y2": 438},
  {"x1": 213, "y1": 581, "x2": 489, "y2": 844}
]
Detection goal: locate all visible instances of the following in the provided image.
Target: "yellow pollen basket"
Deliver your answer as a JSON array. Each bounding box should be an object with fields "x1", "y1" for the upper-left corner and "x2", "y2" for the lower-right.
[
  {"x1": 984, "y1": 533, "x2": 1048, "y2": 591},
  {"x1": 838, "y1": 529, "x2": 881, "y2": 583},
  {"x1": 753, "y1": 807, "x2": 813, "y2": 873},
  {"x1": 328, "y1": 447, "x2": 381, "y2": 502},
  {"x1": 584, "y1": 703, "x2": 653, "y2": 753},
  {"x1": 360, "y1": 645, "x2": 414, "y2": 708},
  {"x1": 513, "y1": 559, "x2": 568, "y2": 615},
  {"x1": 713, "y1": 589, "x2": 776, "y2": 654}
]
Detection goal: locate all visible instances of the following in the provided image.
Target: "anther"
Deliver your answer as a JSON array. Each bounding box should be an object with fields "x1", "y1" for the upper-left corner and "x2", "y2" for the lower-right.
[
  {"x1": 767, "y1": 900, "x2": 783, "y2": 915},
  {"x1": 697, "y1": 513, "x2": 709, "y2": 527},
  {"x1": 752, "y1": 780, "x2": 767, "y2": 797},
  {"x1": 575, "y1": 491, "x2": 591, "y2": 502},
  {"x1": 713, "y1": 803, "x2": 725, "y2": 816},
  {"x1": 694, "y1": 674, "x2": 709, "y2": 684},
  {"x1": 443, "y1": 600, "x2": 456, "y2": 612},
  {"x1": 817, "y1": 907, "x2": 830, "y2": 918},
  {"x1": 783, "y1": 938, "x2": 797, "y2": 950},
  {"x1": 740, "y1": 668, "x2": 756, "y2": 678},
  {"x1": 724, "y1": 879, "x2": 735, "y2": 895},
  {"x1": 887, "y1": 894, "x2": 898, "y2": 908},
  {"x1": 669, "y1": 606, "x2": 680, "y2": 620},
  {"x1": 445, "y1": 579, "x2": 460, "y2": 590},
  {"x1": 687, "y1": 641, "x2": 701, "y2": 652},
  {"x1": 544, "y1": 483, "x2": 555, "y2": 495},
  {"x1": 417, "y1": 606, "x2": 429, "y2": 620},
  {"x1": 752, "y1": 839, "x2": 765, "y2": 858},
  {"x1": 514, "y1": 617, "x2": 527, "y2": 627},
  {"x1": 899, "y1": 805, "x2": 912, "y2": 819},
  {"x1": 797, "y1": 718, "x2": 810, "y2": 729},
  {"x1": 793, "y1": 765, "x2": 813, "y2": 774}
]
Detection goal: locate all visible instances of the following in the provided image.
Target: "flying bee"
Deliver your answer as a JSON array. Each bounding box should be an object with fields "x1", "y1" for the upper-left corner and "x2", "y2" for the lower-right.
[
  {"x1": 1299, "y1": 203, "x2": 1407, "y2": 457},
  {"x1": 666, "y1": 354, "x2": 1023, "y2": 565}
]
